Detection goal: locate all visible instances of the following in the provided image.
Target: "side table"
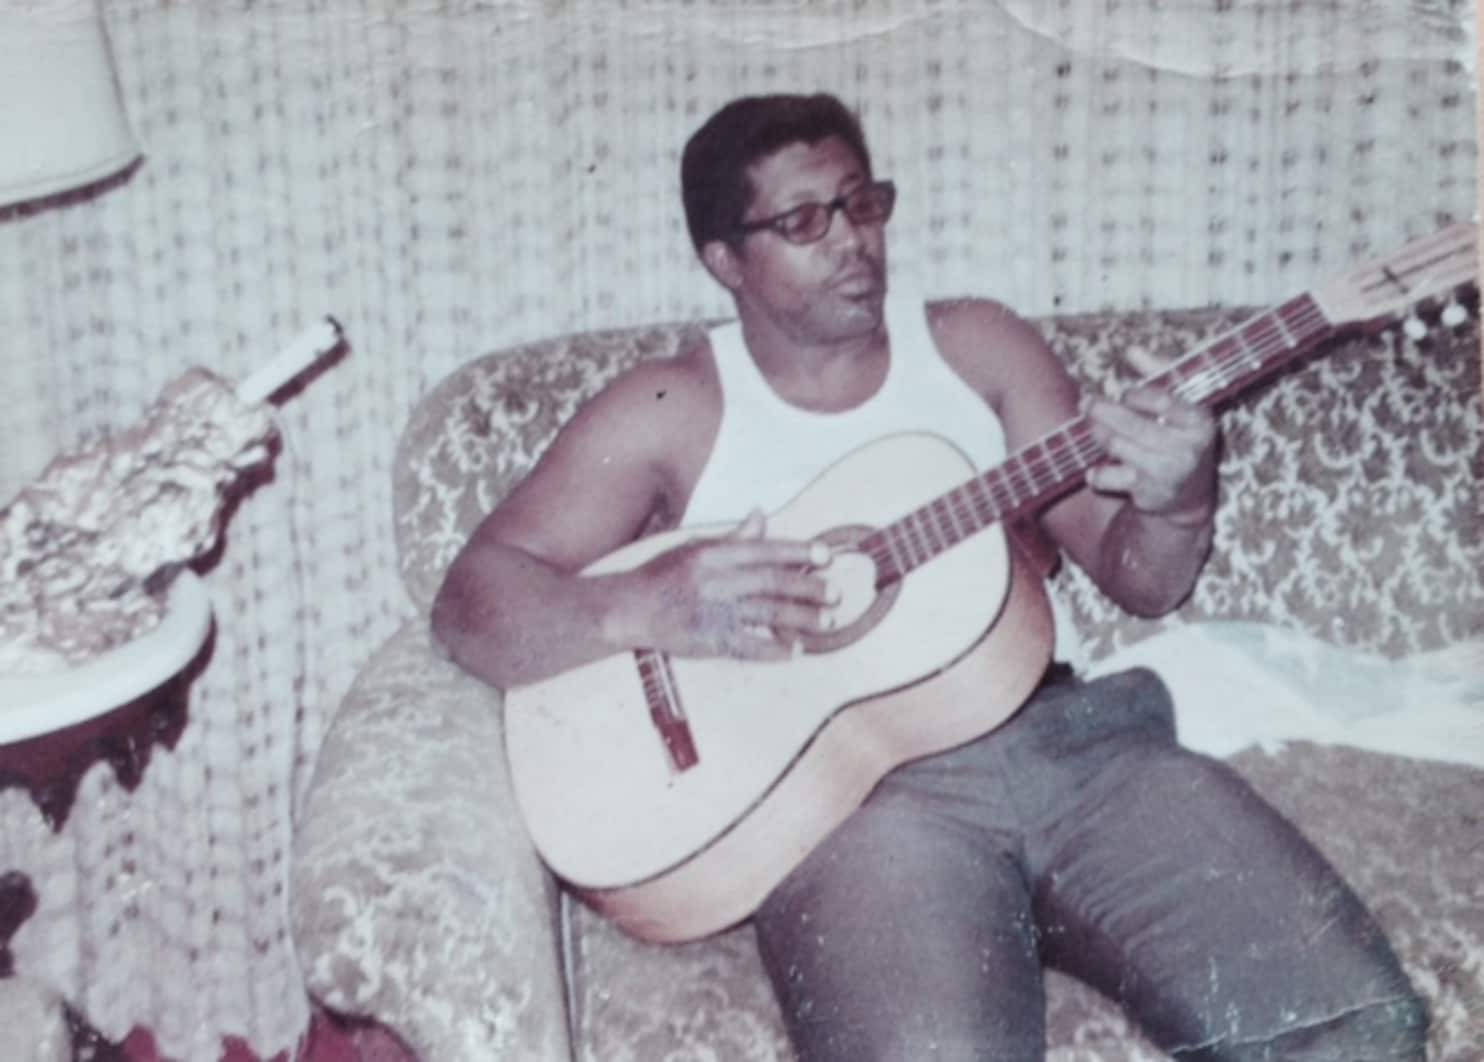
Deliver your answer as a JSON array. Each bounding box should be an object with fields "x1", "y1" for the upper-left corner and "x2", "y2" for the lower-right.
[{"x1": 0, "y1": 571, "x2": 213, "y2": 1031}]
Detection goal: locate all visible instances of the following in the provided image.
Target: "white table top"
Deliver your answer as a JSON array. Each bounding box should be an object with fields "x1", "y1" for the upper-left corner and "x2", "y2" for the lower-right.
[{"x1": 0, "y1": 572, "x2": 213, "y2": 744}]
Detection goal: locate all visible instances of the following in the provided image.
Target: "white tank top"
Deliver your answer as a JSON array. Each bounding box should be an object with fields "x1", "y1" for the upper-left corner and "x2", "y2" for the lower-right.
[
  {"x1": 682, "y1": 290, "x2": 1083, "y2": 665},
  {"x1": 683, "y1": 291, "x2": 1007, "y2": 525}
]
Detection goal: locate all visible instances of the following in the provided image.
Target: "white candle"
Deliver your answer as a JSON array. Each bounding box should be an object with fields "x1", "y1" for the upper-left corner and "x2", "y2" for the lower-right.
[{"x1": 236, "y1": 316, "x2": 344, "y2": 404}]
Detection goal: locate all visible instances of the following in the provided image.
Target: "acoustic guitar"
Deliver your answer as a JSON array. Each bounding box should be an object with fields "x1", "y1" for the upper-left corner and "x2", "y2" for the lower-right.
[{"x1": 503, "y1": 223, "x2": 1477, "y2": 943}]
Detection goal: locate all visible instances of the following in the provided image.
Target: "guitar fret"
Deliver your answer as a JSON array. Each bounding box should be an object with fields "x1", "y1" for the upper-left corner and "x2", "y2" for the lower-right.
[
  {"x1": 1234, "y1": 323, "x2": 1265, "y2": 375},
  {"x1": 1166, "y1": 342, "x2": 1210, "y2": 401},
  {"x1": 1034, "y1": 437, "x2": 1053, "y2": 484},
  {"x1": 1012, "y1": 453, "x2": 1036, "y2": 502},
  {"x1": 927, "y1": 505, "x2": 950, "y2": 553},
  {"x1": 1247, "y1": 315, "x2": 1286, "y2": 360},
  {"x1": 1064, "y1": 424, "x2": 1097, "y2": 475},
  {"x1": 976, "y1": 472, "x2": 1005, "y2": 521},
  {"x1": 908, "y1": 508, "x2": 937, "y2": 558},
  {"x1": 897, "y1": 522, "x2": 921, "y2": 571},
  {"x1": 966, "y1": 474, "x2": 996, "y2": 528},
  {"x1": 1271, "y1": 307, "x2": 1299, "y2": 347},
  {"x1": 890, "y1": 521, "x2": 921, "y2": 571},
  {"x1": 939, "y1": 509, "x2": 958, "y2": 551},
  {"x1": 1019, "y1": 435, "x2": 1057, "y2": 508},
  {"x1": 941, "y1": 488, "x2": 969, "y2": 546},
  {"x1": 925, "y1": 508, "x2": 946, "y2": 554},
  {"x1": 1029, "y1": 436, "x2": 1058, "y2": 498},
  {"x1": 896, "y1": 513, "x2": 920, "y2": 563},
  {"x1": 1001, "y1": 455, "x2": 1024, "y2": 509},
  {"x1": 1038, "y1": 430, "x2": 1069, "y2": 482},
  {"x1": 927, "y1": 495, "x2": 955, "y2": 550}
]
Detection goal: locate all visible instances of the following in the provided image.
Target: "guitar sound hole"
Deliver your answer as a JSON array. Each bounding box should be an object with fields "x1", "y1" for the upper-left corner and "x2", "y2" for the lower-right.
[{"x1": 792, "y1": 525, "x2": 900, "y2": 655}]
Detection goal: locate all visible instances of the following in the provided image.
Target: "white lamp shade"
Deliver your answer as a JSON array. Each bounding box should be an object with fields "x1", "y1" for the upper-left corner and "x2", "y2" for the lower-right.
[{"x1": 0, "y1": 0, "x2": 141, "y2": 207}]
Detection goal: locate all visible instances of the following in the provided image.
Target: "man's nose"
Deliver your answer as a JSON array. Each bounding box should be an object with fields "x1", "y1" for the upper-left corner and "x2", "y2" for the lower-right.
[{"x1": 823, "y1": 205, "x2": 867, "y2": 250}]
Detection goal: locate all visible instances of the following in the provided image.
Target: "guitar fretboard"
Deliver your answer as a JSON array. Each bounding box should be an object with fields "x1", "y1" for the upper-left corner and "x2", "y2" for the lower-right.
[{"x1": 857, "y1": 293, "x2": 1336, "y2": 585}]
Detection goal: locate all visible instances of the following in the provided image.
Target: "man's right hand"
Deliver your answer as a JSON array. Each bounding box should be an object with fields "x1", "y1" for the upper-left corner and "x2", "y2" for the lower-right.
[{"x1": 609, "y1": 511, "x2": 838, "y2": 660}]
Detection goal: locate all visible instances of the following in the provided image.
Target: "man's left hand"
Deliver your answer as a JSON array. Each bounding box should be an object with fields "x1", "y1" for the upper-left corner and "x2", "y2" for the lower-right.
[{"x1": 1082, "y1": 385, "x2": 1218, "y2": 526}]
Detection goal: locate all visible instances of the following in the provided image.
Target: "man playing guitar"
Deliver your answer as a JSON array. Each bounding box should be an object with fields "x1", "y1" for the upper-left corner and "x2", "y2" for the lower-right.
[{"x1": 432, "y1": 94, "x2": 1425, "y2": 1060}]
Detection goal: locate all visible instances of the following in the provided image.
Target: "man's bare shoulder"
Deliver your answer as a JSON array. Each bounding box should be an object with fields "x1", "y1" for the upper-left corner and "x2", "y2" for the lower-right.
[
  {"x1": 923, "y1": 296, "x2": 1069, "y2": 410},
  {"x1": 550, "y1": 337, "x2": 721, "y2": 516},
  {"x1": 560, "y1": 337, "x2": 720, "y2": 452},
  {"x1": 472, "y1": 337, "x2": 721, "y2": 559},
  {"x1": 584, "y1": 339, "x2": 718, "y2": 420}
]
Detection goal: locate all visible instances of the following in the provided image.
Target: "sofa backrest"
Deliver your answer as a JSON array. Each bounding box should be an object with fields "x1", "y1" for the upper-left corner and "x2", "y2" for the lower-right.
[
  {"x1": 392, "y1": 306, "x2": 1481, "y2": 660},
  {"x1": 393, "y1": 321, "x2": 710, "y2": 611}
]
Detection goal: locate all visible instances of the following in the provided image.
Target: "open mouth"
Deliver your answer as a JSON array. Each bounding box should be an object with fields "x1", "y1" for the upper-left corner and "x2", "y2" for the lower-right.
[{"x1": 832, "y1": 266, "x2": 882, "y2": 297}]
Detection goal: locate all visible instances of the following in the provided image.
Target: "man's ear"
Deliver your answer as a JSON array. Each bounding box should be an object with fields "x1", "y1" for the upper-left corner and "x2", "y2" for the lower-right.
[{"x1": 700, "y1": 239, "x2": 744, "y2": 291}]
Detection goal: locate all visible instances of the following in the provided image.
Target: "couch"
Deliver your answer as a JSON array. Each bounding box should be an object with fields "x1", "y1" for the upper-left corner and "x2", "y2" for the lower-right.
[{"x1": 290, "y1": 303, "x2": 1483, "y2": 1061}]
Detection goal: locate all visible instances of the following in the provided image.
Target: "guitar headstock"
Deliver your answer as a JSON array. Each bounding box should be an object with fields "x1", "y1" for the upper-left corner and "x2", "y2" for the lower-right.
[{"x1": 1310, "y1": 221, "x2": 1478, "y2": 333}]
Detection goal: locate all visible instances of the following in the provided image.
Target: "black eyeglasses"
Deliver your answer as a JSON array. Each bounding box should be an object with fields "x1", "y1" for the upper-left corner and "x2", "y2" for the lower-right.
[{"x1": 734, "y1": 180, "x2": 897, "y2": 245}]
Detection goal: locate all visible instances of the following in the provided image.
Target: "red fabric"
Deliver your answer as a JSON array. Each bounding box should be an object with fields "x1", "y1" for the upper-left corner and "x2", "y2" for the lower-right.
[{"x1": 119, "y1": 1011, "x2": 416, "y2": 1062}]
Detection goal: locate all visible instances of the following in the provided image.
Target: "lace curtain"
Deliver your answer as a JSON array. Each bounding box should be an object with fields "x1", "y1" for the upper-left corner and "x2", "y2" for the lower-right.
[{"x1": 0, "y1": 2, "x2": 1474, "y2": 1057}]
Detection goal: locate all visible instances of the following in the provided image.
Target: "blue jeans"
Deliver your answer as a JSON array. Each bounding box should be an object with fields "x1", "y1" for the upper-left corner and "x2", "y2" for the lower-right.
[{"x1": 754, "y1": 667, "x2": 1427, "y2": 1061}]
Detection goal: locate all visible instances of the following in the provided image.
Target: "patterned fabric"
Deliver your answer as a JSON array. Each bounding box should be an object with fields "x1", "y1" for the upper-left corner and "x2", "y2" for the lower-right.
[
  {"x1": 289, "y1": 620, "x2": 569, "y2": 1062},
  {"x1": 394, "y1": 323, "x2": 711, "y2": 612},
  {"x1": 1041, "y1": 308, "x2": 1484, "y2": 661},
  {"x1": 282, "y1": 305, "x2": 1484, "y2": 1060}
]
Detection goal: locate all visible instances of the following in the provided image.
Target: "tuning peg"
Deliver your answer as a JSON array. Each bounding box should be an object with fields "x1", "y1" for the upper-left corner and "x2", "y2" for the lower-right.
[
  {"x1": 1440, "y1": 299, "x2": 1469, "y2": 328},
  {"x1": 1402, "y1": 315, "x2": 1428, "y2": 341}
]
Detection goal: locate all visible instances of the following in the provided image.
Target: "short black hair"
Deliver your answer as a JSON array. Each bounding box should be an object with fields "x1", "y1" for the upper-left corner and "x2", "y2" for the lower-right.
[{"x1": 680, "y1": 93, "x2": 872, "y2": 253}]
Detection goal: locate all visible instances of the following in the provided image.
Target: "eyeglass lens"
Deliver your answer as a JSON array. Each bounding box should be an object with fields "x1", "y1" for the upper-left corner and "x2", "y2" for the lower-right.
[{"x1": 759, "y1": 182, "x2": 896, "y2": 244}]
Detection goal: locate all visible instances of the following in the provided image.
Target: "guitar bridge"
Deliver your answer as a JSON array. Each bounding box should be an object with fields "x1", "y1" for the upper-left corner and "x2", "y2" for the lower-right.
[{"x1": 635, "y1": 649, "x2": 699, "y2": 772}]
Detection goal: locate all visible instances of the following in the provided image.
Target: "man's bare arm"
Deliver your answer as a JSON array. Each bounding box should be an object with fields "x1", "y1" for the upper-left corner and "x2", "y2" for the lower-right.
[
  {"x1": 1071, "y1": 386, "x2": 1217, "y2": 616},
  {"x1": 431, "y1": 360, "x2": 835, "y2": 689},
  {"x1": 931, "y1": 299, "x2": 1217, "y2": 617}
]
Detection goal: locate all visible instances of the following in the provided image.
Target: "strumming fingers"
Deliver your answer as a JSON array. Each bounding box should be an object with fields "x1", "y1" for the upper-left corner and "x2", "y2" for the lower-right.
[
  {"x1": 724, "y1": 622, "x2": 794, "y2": 660},
  {"x1": 719, "y1": 565, "x2": 834, "y2": 605},
  {"x1": 735, "y1": 596, "x2": 832, "y2": 636}
]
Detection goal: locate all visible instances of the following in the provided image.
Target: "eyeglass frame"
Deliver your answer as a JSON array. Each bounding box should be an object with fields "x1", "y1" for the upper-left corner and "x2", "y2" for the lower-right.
[{"x1": 731, "y1": 179, "x2": 897, "y2": 245}]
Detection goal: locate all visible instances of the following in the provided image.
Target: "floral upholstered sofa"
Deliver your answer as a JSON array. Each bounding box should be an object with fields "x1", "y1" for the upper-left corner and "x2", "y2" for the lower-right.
[{"x1": 290, "y1": 303, "x2": 1483, "y2": 1061}]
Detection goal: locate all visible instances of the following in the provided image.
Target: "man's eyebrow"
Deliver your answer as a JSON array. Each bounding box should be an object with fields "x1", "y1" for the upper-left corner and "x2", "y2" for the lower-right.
[{"x1": 771, "y1": 171, "x2": 868, "y2": 212}]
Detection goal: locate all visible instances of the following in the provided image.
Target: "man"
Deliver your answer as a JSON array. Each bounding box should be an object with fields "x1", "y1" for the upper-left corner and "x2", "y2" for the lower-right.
[{"x1": 432, "y1": 94, "x2": 1425, "y2": 1060}]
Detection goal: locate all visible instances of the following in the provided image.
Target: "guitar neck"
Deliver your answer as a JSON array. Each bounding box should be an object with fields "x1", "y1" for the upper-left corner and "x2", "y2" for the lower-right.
[{"x1": 859, "y1": 292, "x2": 1337, "y2": 585}]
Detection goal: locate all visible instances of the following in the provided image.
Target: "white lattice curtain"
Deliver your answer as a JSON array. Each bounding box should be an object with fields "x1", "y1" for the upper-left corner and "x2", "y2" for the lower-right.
[{"x1": 0, "y1": 2, "x2": 1475, "y2": 1057}]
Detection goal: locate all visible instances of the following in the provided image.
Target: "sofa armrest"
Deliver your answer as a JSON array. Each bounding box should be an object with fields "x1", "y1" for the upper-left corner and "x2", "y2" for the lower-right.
[{"x1": 290, "y1": 618, "x2": 570, "y2": 1061}]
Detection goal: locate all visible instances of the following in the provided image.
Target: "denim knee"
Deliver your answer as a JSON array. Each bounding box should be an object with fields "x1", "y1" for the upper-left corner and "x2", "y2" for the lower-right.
[
  {"x1": 1313, "y1": 990, "x2": 1429, "y2": 1062},
  {"x1": 1173, "y1": 986, "x2": 1429, "y2": 1061}
]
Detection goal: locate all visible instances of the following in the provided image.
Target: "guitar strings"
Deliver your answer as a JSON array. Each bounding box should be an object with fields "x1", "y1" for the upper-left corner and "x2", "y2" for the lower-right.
[
  {"x1": 876, "y1": 229, "x2": 1476, "y2": 574},
  {"x1": 859, "y1": 297, "x2": 1334, "y2": 580}
]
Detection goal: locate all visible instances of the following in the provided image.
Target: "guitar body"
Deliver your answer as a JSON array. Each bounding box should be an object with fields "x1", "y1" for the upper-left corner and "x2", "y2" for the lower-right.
[{"x1": 503, "y1": 433, "x2": 1055, "y2": 942}]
